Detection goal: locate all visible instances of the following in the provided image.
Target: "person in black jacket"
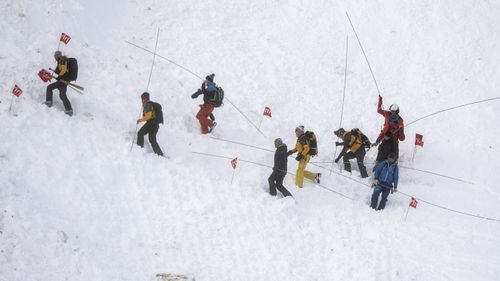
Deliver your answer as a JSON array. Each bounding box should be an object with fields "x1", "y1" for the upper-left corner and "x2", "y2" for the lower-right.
[
  {"x1": 269, "y1": 138, "x2": 292, "y2": 197},
  {"x1": 136, "y1": 92, "x2": 164, "y2": 156},
  {"x1": 376, "y1": 131, "x2": 398, "y2": 163},
  {"x1": 43, "y1": 51, "x2": 73, "y2": 116}
]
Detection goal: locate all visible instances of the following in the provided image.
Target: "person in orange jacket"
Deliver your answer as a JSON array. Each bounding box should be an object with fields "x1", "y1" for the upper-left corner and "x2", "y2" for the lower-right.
[{"x1": 373, "y1": 95, "x2": 405, "y2": 159}]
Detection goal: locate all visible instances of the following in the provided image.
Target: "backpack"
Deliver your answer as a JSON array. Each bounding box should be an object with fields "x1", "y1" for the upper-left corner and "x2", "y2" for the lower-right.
[
  {"x1": 66, "y1": 58, "x2": 78, "y2": 81},
  {"x1": 150, "y1": 102, "x2": 164, "y2": 124},
  {"x1": 210, "y1": 86, "x2": 224, "y2": 107},
  {"x1": 350, "y1": 128, "x2": 371, "y2": 148},
  {"x1": 304, "y1": 131, "x2": 318, "y2": 156}
]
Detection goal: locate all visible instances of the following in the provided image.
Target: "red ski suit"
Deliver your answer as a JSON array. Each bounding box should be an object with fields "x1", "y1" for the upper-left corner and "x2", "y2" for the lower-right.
[{"x1": 376, "y1": 96, "x2": 405, "y2": 144}]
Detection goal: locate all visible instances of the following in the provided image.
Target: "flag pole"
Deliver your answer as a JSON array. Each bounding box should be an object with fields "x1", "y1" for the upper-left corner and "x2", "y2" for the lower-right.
[
  {"x1": 8, "y1": 95, "x2": 15, "y2": 113},
  {"x1": 404, "y1": 204, "x2": 411, "y2": 221},
  {"x1": 231, "y1": 169, "x2": 236, "y2": 185},
  {"x1": 411, "y1": 145, "x2": 417, "y2": 163},
  {"x1": 257, "y1": 114, "x2": 264, "y2": 130}
]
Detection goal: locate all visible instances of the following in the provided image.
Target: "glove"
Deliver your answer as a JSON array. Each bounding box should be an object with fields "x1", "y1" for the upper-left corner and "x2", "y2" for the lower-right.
[
  {"x1": 334, "y1": 157, "x2": 341, "y2": 163},
  {"x1": 191, "y1": 93, "x2": 197, "y2": 99},
  {"x1": 295, "y1": 154, "x2": 304, "y2": 161},
  {"x1": 372, "y1": 179, "x2": 379, "y2": 187},
  {"x1": 390, "y1": 187, "x2": 394, "y2": 194},
  {"x1": 393, "y1": 187, "x2": 398, "y2": 193},
  {"x1": 335, "y1": 142, "x2": 342, "y2": 146},
  {"x1": 371, "y1": 142, "x2": 379, "y2": 148},
  {"x1": 136, "y1": 119, "x2": 141, "y2": 124}
]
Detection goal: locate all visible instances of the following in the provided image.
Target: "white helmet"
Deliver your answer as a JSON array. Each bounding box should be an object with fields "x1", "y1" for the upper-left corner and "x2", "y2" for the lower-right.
[{"x1": 389, "y1": 104, "x2": 399, "y2": 113}]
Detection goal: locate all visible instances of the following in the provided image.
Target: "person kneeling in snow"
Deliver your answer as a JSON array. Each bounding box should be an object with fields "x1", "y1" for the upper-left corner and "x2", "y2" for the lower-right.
[
  {"x1": 370, "y1": 153, "x2": 399, "y2": 210},
  {"x1": 136, "y1": 92, "x2": 164, "y2": 156},
  {"x1": 269, "y1": 138, "x2": 292, "y2": 197}
]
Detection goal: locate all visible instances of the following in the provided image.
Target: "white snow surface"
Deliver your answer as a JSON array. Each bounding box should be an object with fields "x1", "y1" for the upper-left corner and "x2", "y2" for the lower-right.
[{"x1": 1, "y1": 0, "x2": 500, "y2": 280}]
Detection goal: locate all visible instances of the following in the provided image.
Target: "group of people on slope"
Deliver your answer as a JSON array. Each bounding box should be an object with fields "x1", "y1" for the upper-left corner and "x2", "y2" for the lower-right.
[
  {"x1": 43, "y1": 50, "x2": 400, "y2": 210},
  {"x1": 269, "y1": 96, "x2": 404, "y2": 210},
  {"x1": 43, "y1": 51, "x2": 222, "y2": 158}
]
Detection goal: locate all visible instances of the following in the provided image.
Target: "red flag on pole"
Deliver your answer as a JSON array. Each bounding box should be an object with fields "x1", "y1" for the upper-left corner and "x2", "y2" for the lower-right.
[
  {"x1": 230, "y1": 157, "x2": 238, "y2": 169},
  {"x1": 410, "y1": 197, "x2": 418, "y2": 208},
  {"x1": 415, "y1": 134, "x2": 424, "y2": 147},
  {"x1": 263, "y1": 106, "x2": 272, "y2": 117},
  {"x1": 12, "y1": 85, "x2": 23, "y2": 97},
  {"x1": 38, "y1": 69, "x2": 53, "y2": 82},
  {"x1": 60, "y1": 33, "x2": 71, "y2": 45}
]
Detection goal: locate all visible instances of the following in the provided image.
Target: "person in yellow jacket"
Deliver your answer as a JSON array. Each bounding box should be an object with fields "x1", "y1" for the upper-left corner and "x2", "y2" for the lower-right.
[
  {"x1": 136, "y1": 92, "x2": 164, "y2": 156},
  {"x1": 287, "y1": 126, "x2": 321, "y2": 188},
  {"x1": 43, "y1": 51, "x2": 73, "y2": 116},
  {"x1": 334, "y1": 128, "x2": 371, "y2": 178}
]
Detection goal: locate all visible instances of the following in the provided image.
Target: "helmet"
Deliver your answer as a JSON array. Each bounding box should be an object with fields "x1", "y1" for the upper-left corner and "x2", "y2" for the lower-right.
[
  {"x1": 334, "y1": 128, "x2": 345, "y2": 136},
  {"x1": 274, "y1": 138, "x2": 283, "y2": 147},
  {"x1": 389, "y1": 104, "x2": 399, "y2": 114},
  {"x1": 54, "y1": 50, "x2": 62, "y2": 59},
  {"x1": 141, "y1": 92, "x2": 150, "y2": 101}
]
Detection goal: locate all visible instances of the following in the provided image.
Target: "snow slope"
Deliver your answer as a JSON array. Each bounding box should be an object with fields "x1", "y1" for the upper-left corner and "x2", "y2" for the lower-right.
[{"x1": 1, "y1": 0, "x2": 500, "y2": 280}]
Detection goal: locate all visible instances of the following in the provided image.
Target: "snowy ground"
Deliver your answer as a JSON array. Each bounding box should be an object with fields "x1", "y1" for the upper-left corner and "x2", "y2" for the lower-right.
[{"x1": 1, "y1": 0, "x2": 500, "y2": 280}]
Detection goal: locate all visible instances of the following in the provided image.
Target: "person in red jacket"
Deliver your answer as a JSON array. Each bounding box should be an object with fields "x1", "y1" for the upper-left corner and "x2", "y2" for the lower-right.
[{"x1": 373, "y1": 95, "x2": 405, "y2": 159}]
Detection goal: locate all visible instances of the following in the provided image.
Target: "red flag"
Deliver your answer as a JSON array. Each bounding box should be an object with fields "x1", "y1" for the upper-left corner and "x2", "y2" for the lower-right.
[
  {"x1": 60, "y1": 33, "x2": 71, "y2": 44},
  {"x1": 12, "y1": 85, "x2": 23, "y2": 97},
  {"x1": 230, "y1": 157, "x2": 238, "y2": 169},
  {"x1": 263, "y1": 106, "x2": 272, "y2": 117},
  {"x1": 38, "y1": 69, "x2": 53, "y2": 82},
  {"x1": 410, "y1": 197, "x2": 418, "y2": 208},
  {"x1": 415, "y1": 134, "x2": 424, "y2": 147}
]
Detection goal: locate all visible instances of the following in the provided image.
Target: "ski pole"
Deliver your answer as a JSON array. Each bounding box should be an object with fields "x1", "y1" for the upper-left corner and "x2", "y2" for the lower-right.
[
  {"x1": 330, "y1": 35, "x2": 349, "y2": 175},
  {"x1": 346, "y1": 11, "x2": 382, "y2": 96}
]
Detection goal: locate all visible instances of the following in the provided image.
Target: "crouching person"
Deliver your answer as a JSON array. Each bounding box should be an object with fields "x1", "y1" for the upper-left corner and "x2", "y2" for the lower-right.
[
  {"x1": 370, "y1": 153, "x2": 399, "y2": 210},
  {"x1": 269, "y1": 138, "x2": 292, "y2": 197}
]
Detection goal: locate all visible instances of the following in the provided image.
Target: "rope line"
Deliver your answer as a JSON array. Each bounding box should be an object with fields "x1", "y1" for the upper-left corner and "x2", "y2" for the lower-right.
[
  {"x1": 208, "y1": 138, "x2": 500, "y2": 222},
  {"x1": 192, "y1": 151, "x2": 354, "y2": 200}
]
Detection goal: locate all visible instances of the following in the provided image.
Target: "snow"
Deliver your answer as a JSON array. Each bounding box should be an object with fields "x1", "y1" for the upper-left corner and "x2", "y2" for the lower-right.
[{"x1": 1, "y1": 0, "x2": 500, "y2": 280}]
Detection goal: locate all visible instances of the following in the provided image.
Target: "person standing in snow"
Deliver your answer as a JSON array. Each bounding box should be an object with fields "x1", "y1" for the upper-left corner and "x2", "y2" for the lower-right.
[
  {"x1": 334, "y1": 128, "x2": 371, "y2": 178},
  {"x1": 269, "y1": 138, "x2": 292, "y2": 197},
  {"x1": 288, "y1": 126, "x2": 321, "y2": 188},
  {"x1": 372, "y1": 95, "x2": 405, "y2": 159},
  {"x1": 370, "y1": 153, "x2": 399, "y2": 210},
  {"x1": 136, "y1": 92, "x2": 164, "y2": 156},
  {"x1": 191, "y1": 73, "x2": 217, "y2": 134},
  {"x1": 375, "y1": 131, "x2": 398, "y2": 163},
  {"x1": 43, "y1": 51, "x2": 74, "y2": 116}
]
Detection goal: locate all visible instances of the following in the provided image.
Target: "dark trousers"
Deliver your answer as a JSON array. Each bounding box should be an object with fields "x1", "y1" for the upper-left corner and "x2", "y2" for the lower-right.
[
  {"x1": 268, "y1": 171, "x2": 291, "y2": 197},
  {"x1": 370, "y1": 185, "x2": 391, "y2": 210},
  {"x1": 46, "y1": 81, "x2": 72, "y2": 111},
  {"x1": 137, "y1": 122, "x2": 164, "y2": 156},
  {"x1": 343, "y1": 148, "x2": 368, "y2": 178}
]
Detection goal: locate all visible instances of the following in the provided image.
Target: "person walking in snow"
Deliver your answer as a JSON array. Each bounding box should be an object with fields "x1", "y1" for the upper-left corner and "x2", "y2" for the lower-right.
[
  {"x1": 375, "y1": 131, "x2": 398, "y2": 163},
  {"x1": 372, "y1": 95, "x2": 405, "y2": 159},
  {"x1": 334, "y1": 128, "x2": 371, "y2": 178},
  {"x1": 136, "y1": 92, "x2": 164, "y2": 156},
  {"x1": 43, "y1": 51, "x2": 75, "y2": 116},
  {"x1": 269, "y1": 138, "x2": 292, "y2": 197},
  {"x1": 370, "y1": 153, "x2": 399, "y2": 210},
  {"x1": 191, "y1": 73, "x2": 218, "y2": 134},
  {"x1": 288, "y1": 126, "x2": 321, "y2": 188}
]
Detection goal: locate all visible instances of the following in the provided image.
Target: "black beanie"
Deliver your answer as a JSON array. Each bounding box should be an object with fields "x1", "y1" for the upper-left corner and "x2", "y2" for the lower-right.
[
  {"x1": 141, "y1": 92, "x2": 150, "y2": 100},
  {"x1": 206, "y1": 73, "x2": 215, "y2": 82}
]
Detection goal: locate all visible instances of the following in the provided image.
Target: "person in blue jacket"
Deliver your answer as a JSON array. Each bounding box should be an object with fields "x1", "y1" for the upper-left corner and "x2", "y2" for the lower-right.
[{"x1": 370, "y1": 152, "x2": 399, "y2": 210}]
